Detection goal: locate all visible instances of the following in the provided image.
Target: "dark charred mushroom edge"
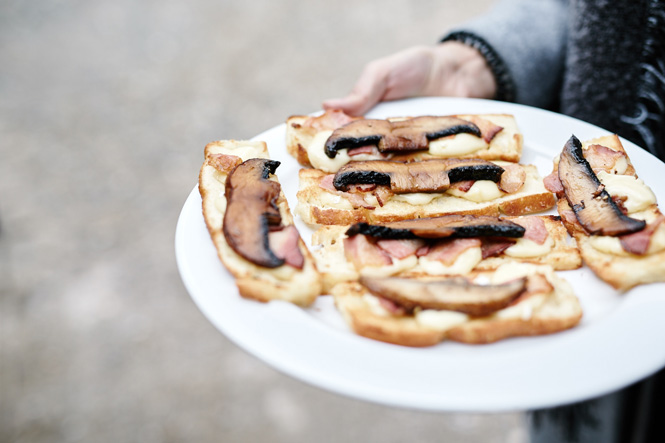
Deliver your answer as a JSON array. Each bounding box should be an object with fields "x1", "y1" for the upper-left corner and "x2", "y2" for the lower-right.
[
  {"x1": 324, "y1": 116, "x2": 482, "y2": 158},
  {"x1": 345, "y1": 214, "x2": 526, "y2": 239},
  {"x1": 333, "y1": 159, "x2": 504, "y2": 193},
  {"x1": 558, "y1": 135, "x2": 645, "y2": 236},
  {"x1": 360, "y1": 275, "x2": 528, "y2": 317},
  {"x1": 223, "y1": 158, "x2": 286, "y2": 268}
]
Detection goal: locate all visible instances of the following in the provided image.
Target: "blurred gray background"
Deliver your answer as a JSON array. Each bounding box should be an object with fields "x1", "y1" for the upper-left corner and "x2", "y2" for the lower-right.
[{"x1": 1, "y1": 1, "x2": 532, "y2": 442}]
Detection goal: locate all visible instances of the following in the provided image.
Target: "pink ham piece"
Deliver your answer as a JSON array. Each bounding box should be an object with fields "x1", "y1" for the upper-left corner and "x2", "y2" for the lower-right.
[
  {"x1": 208, "y1": 154, "x2": 243, "y2": 173},
  {"x1": 586, "y1": 144, "x2": 627, "y2": 173},
  {"x1": 543, "y1": 171, "x2": 564, "y2": 194},
  {"x1": 347, "y1": 145, "x2": 381, "y2": 157},
  {"x1": 344, "y1": 234, "x2": 393, "y2": 268},
  {"x1": 498, "y1": 164, "x2": 526, "y2": 194},
  {"x1": 511, "y1": 217, "x2": 549, "y2": 244},
  {"x1": 464, "y1": 116, "x2": 504, "y2": 143},
  {"x1": 318, "y1": 174, "x2": 380, "y2": 209},
  {"x1": 480, "y1": 238, "x2": 517, "y2": 259},
  {"x1": 268, "y1": 225, "x2": 304, "y2": 269},
  {"x1": 377, "y1": 296, "x2": 407, "y2": 316},
  {"x1": 424, "y1": 238, "x2": 482, "y2": 265},
  {"x1": 373, "y1": 186, "x2": 394, "y2": 207},
  {"x1": 449, "y1": 180, "x2": 475, "y2": 193},
  {"x1": 318, "y1": 174, "x2": 337, "y2": 193},
  {"x1": 302, "y1": 109, "x2": 357, "y2": 131},
  {"x1": 620, "y1": 215, "x2": 665, "y2": 255},
  {"x1": 376, "y1": 238, "x2": 426, "y2": 259}
]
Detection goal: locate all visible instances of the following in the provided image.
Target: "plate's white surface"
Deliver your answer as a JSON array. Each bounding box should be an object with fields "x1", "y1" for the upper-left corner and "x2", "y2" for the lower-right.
[{"x1": 175, "y1": 97, "x2": 665, "y2": 412}]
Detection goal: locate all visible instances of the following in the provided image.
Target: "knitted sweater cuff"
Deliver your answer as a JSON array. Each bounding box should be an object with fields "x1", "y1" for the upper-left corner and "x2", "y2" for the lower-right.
[{"x1": 441, "y1": 31, "x2": 516, "y2": 103}]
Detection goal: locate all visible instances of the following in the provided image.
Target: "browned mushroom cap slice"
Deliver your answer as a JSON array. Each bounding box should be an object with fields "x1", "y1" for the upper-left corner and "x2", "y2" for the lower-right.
[
  {"x1": 360, "y1": 275, "x2": 527, "y2": 316},
  {"x1": 223, "y1": 158, "x2": 285, "y2": 268},
  {"x1": 333, "y1": 159, "x2": 504, "y2": 193},
  {"x1": 345, "y1": 214, "x2": 525, "y2": 239},
  {"x1": 324, "y1": 116, "x2": 481, "y2": 158},
  {"x1": 558, "y1": 135, "x2": 645, "y2": 236}
]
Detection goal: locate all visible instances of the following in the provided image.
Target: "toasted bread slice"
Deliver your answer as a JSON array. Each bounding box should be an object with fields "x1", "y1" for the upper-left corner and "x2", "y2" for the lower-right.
[
  {"x1": 199, "y1": 140, "x2": 321, "y2": 306},
  {"x1": 286, "y1": 112, "x2": 523, "y2": 172},
  {"x1": 312, "y1": 215, "x2": 580, "y2": 292},
  {"x1": 332, "y1": 263, "x2": 582, "y2": 347},
  {"x1": 547, "y1": 134, "x2": 665, "y2": 291},
  {"x1": 296, "y1": 164, "x2": 556, "y2": 226}
]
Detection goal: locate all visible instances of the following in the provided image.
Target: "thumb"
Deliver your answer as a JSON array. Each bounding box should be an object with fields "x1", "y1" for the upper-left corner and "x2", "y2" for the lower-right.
[{"x1": 322, "y1": 92, "x2": 370, "y2": 116}]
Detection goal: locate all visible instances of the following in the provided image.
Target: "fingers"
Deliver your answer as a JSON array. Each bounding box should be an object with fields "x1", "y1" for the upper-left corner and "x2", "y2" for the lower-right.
[
  {"x1": 323, "y1": 59, "x2": 391, "y2": 116},
  {"x1": 323, "y1": 46, "x2": 434, "y2": 116}
]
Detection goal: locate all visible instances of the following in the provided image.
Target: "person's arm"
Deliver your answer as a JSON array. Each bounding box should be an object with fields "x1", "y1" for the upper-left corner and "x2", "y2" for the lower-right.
[
  {"x1": 442, "y1": 0, "x2": 569, "y2": 109},
  {"x1": 324, "y1": 0, "x2": 569, "y2": 115}
]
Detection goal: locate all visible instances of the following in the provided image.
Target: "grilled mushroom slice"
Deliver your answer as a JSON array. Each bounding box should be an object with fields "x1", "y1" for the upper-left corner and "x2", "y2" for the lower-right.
[
  {"x1": 333, "y1": 159, "x2": 504, "y2": 193},
  {"x1": 324, "y1": 116, "x2": 481, "y2": 158},
  {"x1": 558, "y1": 135, "x2": 645, "y2": 236},
  {"x1": 223, "y1": 158, "x2": 284, "y2": 268},
  {"x1": 360, "y1": 275, "x2": 527, "y2": 316},
  {"x1": 345, "y1": 214, "x2": 525, "y2": 239}
]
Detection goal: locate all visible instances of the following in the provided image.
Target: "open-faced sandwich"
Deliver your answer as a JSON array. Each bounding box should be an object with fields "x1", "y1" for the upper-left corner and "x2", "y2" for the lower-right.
[
  {"x1": 296, "y1": 158, "x2": 555, "y2": 226},
  {"x1": 311, "y1": 214, "x2": 581, "y2": 292},
  {"x1": 331, "y1": 262, "x2": 583, "y2": 346},
  {"x1": 544, "y1": 134, "x2": 665, "y2": 290},
  {"x1": 286, "y1": 110, "x2": 523, "y2": 172},
  {"x1": 198, "y1": 140, "x2": 321, "y2": 306}
]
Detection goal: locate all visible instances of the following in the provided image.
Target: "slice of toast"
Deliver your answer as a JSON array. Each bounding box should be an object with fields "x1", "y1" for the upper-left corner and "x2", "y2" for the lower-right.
[
  {"x1": 286, "y1": 111, "x2": 523, "y2": 172},
  {"x1": 311, "y1": 215, "x2": 581, "y2": 292},
  {"x1": 546, "y1": 134, "x2": 665, "y2": 291},
  {"x1": 296, "y1": 164, "x2": 556, "y2": 226},
  {"x1": 199, "y1": 140, "x2": 321, "y2": 306},
  {"x1": 332, "y1": 263, "x2": 582, "y2": 347}
]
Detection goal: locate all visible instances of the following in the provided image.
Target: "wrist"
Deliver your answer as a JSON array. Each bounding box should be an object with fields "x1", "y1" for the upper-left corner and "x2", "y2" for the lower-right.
[
  {"x1": 440, "y1": 32, "x2": 515, "y2": 102},
  {"x1": 432, "y1": 41, "x2": 497, "y2": 99}
]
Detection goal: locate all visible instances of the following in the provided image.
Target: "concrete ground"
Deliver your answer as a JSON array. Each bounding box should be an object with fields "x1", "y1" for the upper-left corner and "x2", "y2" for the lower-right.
[{"x1": 1, "y1": 1, "x2": 530, "y2": 442}]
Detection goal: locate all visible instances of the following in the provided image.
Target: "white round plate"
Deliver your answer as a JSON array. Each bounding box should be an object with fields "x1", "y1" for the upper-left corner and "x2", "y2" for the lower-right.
[{"x1": 175, "y1": 97, "x2": 665, "y2": 412}]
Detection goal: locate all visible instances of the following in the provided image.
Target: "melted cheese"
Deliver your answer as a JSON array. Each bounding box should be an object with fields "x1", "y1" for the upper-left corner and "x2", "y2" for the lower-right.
[
  {"x1": 359, "y1": 255, "x2": 418, "y2": 278},
  {"x1": 391, "y1": 192, "x2": 439, "y2": 205},
  {"x1": 415, "y1": 309, "x2": 469, "y2": 331},
  {"x1": 490, "y1": 262, "x2": 551, "y2": 283},
  {"x1": 307, "y1": 130, "x2": 353, "y2": 172},
  {"x1": 361, "y1": 293, "x2": 391, "y2": 317},
  {"x1": 596, "y1": 171, "x2": 656, "y2": 213},
  {"x1": 428, "y1": 133, "x2": 488, "y2": 156},
  {"x1": 446, "y1": 180, "x2": 504, "y2": 203},
  {"x1": 504, "y1": 235, "x2": 554, "y2": 258},
  {"x1": 588, "y1": 224, "x2": 665, "y2": 256},
  {"x1": 495, "y1": 293, "x2": 548, "y2": 320},
  {"x1": 317, "y1": 190, "x2": 355, "y2": 210},
  {"x1": 418, "y1": 247, "x2": 482, "y2": 275}
]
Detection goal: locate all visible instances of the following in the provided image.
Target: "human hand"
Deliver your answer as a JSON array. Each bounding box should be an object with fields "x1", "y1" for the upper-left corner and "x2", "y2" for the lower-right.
[{"x1": 322, "y1": 41, "x2": 497, "y2": 116}]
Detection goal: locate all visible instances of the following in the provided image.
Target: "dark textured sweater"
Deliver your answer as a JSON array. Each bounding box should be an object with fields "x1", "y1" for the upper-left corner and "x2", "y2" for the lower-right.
[{"x1": 443, "y1": 0, "x2": 665, "y2": 160}]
